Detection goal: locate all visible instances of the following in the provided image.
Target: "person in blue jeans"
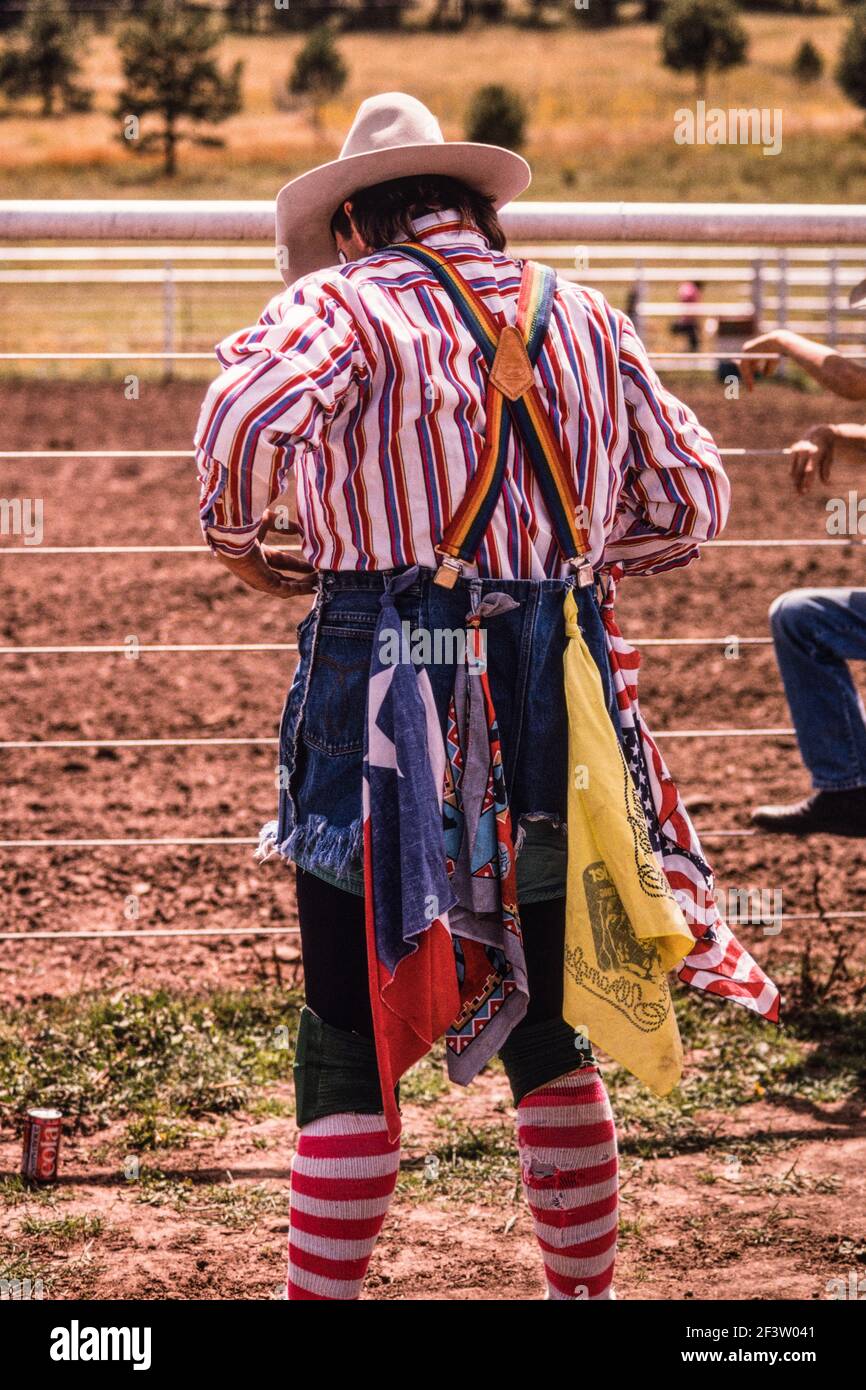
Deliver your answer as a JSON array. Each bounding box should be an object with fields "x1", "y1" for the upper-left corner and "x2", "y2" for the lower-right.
[{"x1": 742, "y1": 276, "x2": 866, "y2": 834}]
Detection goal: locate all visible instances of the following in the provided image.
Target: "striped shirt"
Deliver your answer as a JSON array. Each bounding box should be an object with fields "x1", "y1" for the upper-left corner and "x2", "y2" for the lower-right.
[{"x1": 194, "y1": 211, "x2": 729, "y2": 578}]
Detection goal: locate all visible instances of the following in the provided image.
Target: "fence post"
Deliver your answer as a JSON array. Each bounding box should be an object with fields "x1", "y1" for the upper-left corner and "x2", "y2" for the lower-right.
[
  {"x1": 752, "y1": 254, "x2": 764, "y2": 332},
  {"x1": 827, "y1": 250, "x2": 839, "y2": 349},
  {"x1": 630, "y1": 260, "x2": 645, "y2": 339},
  {"x1": 776, "y1": 250, "x2": 789, "y2": 380},
  {"x1": 163, "y1": 258, "x2": 175, "y2": 383}
]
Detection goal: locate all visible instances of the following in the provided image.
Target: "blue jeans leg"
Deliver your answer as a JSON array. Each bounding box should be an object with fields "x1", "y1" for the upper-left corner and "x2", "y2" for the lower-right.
[{"x1": 769, "y1": 587, "x2": 866, "y2": 790}]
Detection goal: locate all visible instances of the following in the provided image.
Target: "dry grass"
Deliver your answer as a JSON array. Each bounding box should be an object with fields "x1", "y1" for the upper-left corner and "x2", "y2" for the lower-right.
[{"x1": 0, "y1": 16, "x2": 863, "y2": 200}]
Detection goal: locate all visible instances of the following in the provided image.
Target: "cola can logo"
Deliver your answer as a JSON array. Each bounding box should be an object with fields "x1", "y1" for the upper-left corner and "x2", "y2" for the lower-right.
[{"x1": 21, "y1": 1108, "x2": 62, "y2": 1183}]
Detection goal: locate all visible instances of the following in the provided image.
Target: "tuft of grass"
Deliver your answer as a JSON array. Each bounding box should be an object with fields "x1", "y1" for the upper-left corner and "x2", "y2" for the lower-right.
[
  {"x1": 606, "y1": 986, "x2": 865, "y2": 1159},
  {"x1": 0, "y1": 1248, "x2": 51, "y2": 1293},
  {"x1": 399, "y1": 1117, "x2": 518, "y2": 1204},
  {"x1": 0, "y1": 987, "x2": 304, "y2": 1132},
  {"x1": 19, "y1": 1214, "x2": 103, "y2": 1245},
  {"x1": 399, "y1": 1041, "x2": 450, "y2": 1107},
  {"x1": 123, "y1": 1110, "x2": 204, "y2": 1153},
  {"x1": 247, "y1": 1095, "x2": 295, "y2": 1120},
  {"x1": 0, "y1": 1176, "x2": 65, "y2": 1209},
  {"x1": 134, "y1": 1169, "x2": 281, "y2": 1229}
]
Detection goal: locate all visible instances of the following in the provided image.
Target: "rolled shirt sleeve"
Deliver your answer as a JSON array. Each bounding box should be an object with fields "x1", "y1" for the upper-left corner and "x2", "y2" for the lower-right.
[
  {"x1": 194, "y1": 278, "x2": 371, "y2": 558},
  {"x1": 603, "y1": 312, "x2": 731, "y2": 576}
]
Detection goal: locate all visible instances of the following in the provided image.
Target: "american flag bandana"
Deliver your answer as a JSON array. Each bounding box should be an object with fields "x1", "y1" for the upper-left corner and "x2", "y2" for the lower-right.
[{"x1": 599, "y1": 572, "x2": 781, "y2": 1023}]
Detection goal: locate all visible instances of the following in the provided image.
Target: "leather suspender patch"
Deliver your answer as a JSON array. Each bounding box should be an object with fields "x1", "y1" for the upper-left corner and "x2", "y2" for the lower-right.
[{"x1": 488, "y1": 324, "x2": 536, "y2": 401}]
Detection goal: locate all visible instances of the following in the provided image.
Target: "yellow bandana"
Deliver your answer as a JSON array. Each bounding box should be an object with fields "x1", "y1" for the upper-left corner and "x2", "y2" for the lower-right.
[{"x1": 561, "y1": 591, "x2": 694, "y2": 1095}]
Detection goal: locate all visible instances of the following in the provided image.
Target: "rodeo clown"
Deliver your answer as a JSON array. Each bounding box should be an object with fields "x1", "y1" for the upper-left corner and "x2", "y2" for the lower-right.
[{"x1": 194, "y1": 93, "x2": 779, "y2": 1301}]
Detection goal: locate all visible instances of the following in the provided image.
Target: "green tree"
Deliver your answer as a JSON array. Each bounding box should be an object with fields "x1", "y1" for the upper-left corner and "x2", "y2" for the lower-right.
[
  {"x1": 465, "y1": 83, "x2": 527, "y2": 150},
  {"x1": 343, "y1": 0, "x2": 412, "y2": 29},
  {"x1": 225, "y1": 0, "x2": 266, "y2": 33},
  {"x1": 272, "y1": 1, "x2": 336, "y2": 33},
  {"x1": 837, "y1": 6, "x2": 866, "y2": 120},
  {"x1": 0, "y1": 0, "x2": 23, "y2": 34},
  {"x1": 430, "y1": 0, "x2": 501, "y2": 28},
  {"x1": 288, "y1": 26, "x2": 348, "y2": 132},
  {"x1": 792, "y1": 37, "x2": 823, "y2": 83},
  {"x1": 115, "y1": 0, "x2": 242, "y2": 178},
  {"x1": 660, "y1": 0, "x2": 748, "y2": 99},
  {"x1": 0, "y1": 0, "x2": 92, "y2": 116}
]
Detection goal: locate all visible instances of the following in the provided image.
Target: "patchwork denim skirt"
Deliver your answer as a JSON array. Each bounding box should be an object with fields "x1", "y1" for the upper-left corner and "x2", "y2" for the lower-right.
[{"x1": 259, "y1": 566, "x2": 619, "y2": 904}]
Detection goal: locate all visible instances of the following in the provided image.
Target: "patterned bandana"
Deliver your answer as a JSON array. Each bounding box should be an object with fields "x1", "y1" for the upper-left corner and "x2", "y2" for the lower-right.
[{"x1": 364, "y1": 572, "x2": 529, "y2": 1139}]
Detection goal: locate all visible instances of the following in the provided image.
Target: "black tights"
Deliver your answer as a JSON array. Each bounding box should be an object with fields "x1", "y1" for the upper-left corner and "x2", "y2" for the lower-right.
[{"x1": 295, "y1": 866, "x2": 567, "y2": 1037}]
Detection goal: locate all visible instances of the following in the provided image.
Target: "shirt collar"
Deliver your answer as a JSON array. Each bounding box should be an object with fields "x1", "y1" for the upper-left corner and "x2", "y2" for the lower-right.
[{"x1": 408, "y1": 209, "x2": 490, "y2": 252}]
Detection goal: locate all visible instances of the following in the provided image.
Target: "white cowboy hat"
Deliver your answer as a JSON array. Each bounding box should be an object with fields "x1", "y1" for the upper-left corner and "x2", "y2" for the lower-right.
[
  {"x1": 850, "y1": 277, "x2": 866, "y2": 309},
  {"x1": 275, "y1": 91, "x2": 531, "y2": 286}
]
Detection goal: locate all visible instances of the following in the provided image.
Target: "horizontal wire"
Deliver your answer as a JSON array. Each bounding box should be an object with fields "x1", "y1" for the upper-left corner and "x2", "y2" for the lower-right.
[
  {"x1": 0, "y1": 350, "x2": 790, "y2": 363},
  {"x1": 0, "y1": 736, "x2": 280, "y2": 749},
  {"x1": 0, "y1": 449, "x2": 192, "y2": 458},
  {"x1": 1, "y1": 545, "x2": 216, "y2": 555},
  {"x1": 0, "y1": 728, "x2": 795, "y2": 751},
  {"x1": 4, "y1": 349, "x2": 866, "y2": 363},
  {"x1": 0, "y1": 352, "x2": 214, "y2": 361},
  {"x1": 0, "y1": 836, "x2": 258, "y2": 847},
  {"x1": 0, "y1": 537, "x2": 848, "y2": 557},
  {"x1": 0, "y1": 642, "x2": 298, "y2": 654},
  {"x1": 0, "y1": 828, "x2": 804, "y2": 847},
  {"x1": 0, "y1": 638, "x2": 773, "y2": 655},
  {"x1": 0, "y1": 447, "x2": 792, "y2": 460},
  {"x1": 0, "y1": 926, "x2": 300, "y2": 941},
  {"x1": 637, "y1": 637, "x2": 771, "y2": 647},
  {"x1": 1, "y1": 910, "x2": 863, "y2": 944}
]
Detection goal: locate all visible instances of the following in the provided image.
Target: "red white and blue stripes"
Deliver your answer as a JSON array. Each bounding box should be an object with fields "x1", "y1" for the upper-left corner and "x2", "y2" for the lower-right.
[
  {"x1": 194, "y1": 211, "x2": 729, "y2": 577},
  {"x1": 600, "y1": 574, "x2": 781, "y2": 1022}
]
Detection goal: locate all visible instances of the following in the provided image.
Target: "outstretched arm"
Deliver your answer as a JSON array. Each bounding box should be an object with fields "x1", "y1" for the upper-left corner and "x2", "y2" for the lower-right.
[
  {"x1": 787, "y1": 422, "x2": 866, "y2": 493},
  {"x1": 741, "y1": 329, "x2": 866, "y2": 401}
]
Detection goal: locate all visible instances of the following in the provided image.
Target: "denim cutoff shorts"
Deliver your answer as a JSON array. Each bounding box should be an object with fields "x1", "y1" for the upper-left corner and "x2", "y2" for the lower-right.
[{"x1": 261, "y1": 566, "x2": 619, "y2": 904}]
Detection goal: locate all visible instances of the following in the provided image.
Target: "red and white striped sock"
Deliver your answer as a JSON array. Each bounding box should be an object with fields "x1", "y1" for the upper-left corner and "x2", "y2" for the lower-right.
[
  {"x1": 517, "y1": 1066, "x2": 619, "y2": 1301},
  {"x1": 287, "y1": 1111, "x2": 400, "y2": 1301}
]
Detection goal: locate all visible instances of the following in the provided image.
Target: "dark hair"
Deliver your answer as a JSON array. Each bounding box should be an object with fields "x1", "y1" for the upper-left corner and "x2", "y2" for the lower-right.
[{"x1": 329, "y1": 174, "x2": 507, "y2": 254}]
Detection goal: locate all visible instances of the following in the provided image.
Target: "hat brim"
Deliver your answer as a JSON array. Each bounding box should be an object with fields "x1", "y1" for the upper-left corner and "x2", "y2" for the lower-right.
[
  {"x1": 850, "y1": 277, "x2": 866, "y2": 310},
  {"x1": 275, "y1": 141, "x2": 531, "y2": 285}
]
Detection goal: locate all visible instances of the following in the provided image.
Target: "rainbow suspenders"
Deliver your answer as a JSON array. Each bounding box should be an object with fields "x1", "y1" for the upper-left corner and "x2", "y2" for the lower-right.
[{"x1": 393, "y1": 242, "x2": 594, "y2": 589}]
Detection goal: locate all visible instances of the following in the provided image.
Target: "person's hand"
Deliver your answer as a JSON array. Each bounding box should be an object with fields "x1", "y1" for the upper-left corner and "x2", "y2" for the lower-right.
[
  {"x1": 215, "y1": 509, "x2": 317, "y2": 599},
  {"x1": 739, "y1": 330, "x2": 792, "y2": 392},
  {"x1": 787, "y1": 425, "x2": 836, "y2": 494}
]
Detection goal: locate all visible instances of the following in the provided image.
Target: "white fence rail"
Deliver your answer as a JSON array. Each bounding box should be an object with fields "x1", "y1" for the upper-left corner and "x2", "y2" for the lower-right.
[
  {"x1": 2, "y1": 200, "x2": 866, "y2": 370},
  {"x1": 3, "y1": 199, "x2": 866, "y2": 243}
]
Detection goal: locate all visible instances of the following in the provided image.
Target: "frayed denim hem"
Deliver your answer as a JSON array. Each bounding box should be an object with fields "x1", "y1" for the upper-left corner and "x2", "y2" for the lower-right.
[
  {"x1": 256, "y1": 814, "x2": 364, "y2": 880},
  {"x1": 256, "y1": 810, "x2": 567, "y2": 903}
]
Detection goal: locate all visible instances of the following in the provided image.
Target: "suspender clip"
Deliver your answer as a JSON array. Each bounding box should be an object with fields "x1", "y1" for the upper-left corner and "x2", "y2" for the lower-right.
[
  {"x1": 569, "y1": 558, "x2": 595, "y2": 589},
  {"x1": 433, "y1": 556, "x2": 463, "y2": 589}
]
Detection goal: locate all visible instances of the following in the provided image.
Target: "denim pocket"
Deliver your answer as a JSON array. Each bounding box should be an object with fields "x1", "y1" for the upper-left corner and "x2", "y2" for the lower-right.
[{"x1": 301, "y1": 609, "x2": 376, "y2": 756}]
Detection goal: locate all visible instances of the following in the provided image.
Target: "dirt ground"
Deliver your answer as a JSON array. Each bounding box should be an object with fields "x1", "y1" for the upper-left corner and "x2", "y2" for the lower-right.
[{"x1": 2, "y1": 376, "x2": 866, "y2": 1301}]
